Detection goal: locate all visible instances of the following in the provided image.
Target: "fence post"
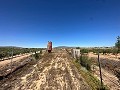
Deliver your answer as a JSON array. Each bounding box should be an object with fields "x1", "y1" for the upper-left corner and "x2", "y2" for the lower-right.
[{"x1": 98, "y1": 50, "x2": 103, "y2": 89}]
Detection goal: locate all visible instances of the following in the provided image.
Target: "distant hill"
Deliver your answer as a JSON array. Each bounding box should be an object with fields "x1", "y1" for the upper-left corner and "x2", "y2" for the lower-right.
[
  {"x1": 0, "y1": 46, "x2": 45, "y2": 49},
  {"x1": 0, "y1": 46, "x2": 23, "y2": 49}
]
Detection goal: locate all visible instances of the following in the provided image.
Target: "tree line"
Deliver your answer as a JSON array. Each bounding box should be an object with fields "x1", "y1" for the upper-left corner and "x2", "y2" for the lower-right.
[
  {"x1": 76, "y1": 36, "x2": 120, "y2": 55},
  {"x1": 0, "y1": 47, "x2": 42, "y2": 59}
]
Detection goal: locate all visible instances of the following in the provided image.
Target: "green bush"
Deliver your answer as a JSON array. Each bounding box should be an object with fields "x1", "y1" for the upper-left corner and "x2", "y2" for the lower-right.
[
  {"x1": 33, "y1": 52, "x2": 40, "y2": 60},
  {"x1": 76, "y1": 47, "x2": 80, "y2": 49},
  {"x1": 90, "y1": 48, "x2": 113, "y2": 55},
  {"x1": 73, "y1": 60, "x2": 109, "y2": 90},
  {"x1": 81, "y1": 49, "x2": 89, "y2": 54}
]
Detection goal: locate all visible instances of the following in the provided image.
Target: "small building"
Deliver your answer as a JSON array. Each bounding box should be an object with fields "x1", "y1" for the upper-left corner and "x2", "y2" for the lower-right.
[{"x1": 72, "y1": 49, "x2": 80, "y2": 58}]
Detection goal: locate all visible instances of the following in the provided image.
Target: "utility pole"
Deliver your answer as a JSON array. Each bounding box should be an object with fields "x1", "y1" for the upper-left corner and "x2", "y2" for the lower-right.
[{"x1": 98, "y1": 49, "x2": 103, "y2": 89}]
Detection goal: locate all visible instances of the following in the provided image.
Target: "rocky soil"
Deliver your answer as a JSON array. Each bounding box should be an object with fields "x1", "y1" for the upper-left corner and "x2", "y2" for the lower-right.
[{"x1": 0, "y1": 49, "x2": 90, "y2": 90}]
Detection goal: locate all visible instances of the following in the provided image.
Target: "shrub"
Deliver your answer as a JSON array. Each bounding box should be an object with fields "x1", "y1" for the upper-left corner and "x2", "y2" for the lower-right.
[
  {"x1": 76, "y1": 47, "x2": 80, "y2": 49},
  {"x1": 33, "y1": 52, "x2": 40, "y2": 60},
  {"x1": 81, "y1": 49, "x2": 89, "y2": 54},
  {"x1": 73, "y1": 60, "x2": 109, "y2": 90},
  {"x1": 80, "y1": 55, "x2": 92, "y2": 71}
]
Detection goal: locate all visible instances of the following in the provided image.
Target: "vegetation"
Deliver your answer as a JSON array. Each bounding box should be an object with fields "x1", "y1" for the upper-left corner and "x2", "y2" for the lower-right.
[
  {"x1": 74, "y1": 49, "x2": 110, "y2": 90},
  {"x1": 78, "y1": 47, "x2": 119, "y2": 55},
  {"x1": 112, "y1": 48, "x2": 118, "y2": 55},
  {"x1": 0, "y1": 47, "x2": 43, "y2": 59},
  {"x1": 81, "y1": 49, "x2": 89, "y2": 54},
  {"x1": 115, "y1": 36, "x2": 120, "y2": 53},
  {"x1": 33, "y1": 51, "x2": 41, "y2": 60},
  {"x1": 76, "y1": 47, "x2": 80, "y2": 49},
  {"x1": 79, "y1": 55, "x2": 92, "y2": 71},
  {"x1": 75, "y1": 47, "x2": 89, "y2": 53},
  {"x1": 76, "y1": 36, "x2": 120, "y2": 55},
  {"x1": 89, "y1": 48, "x2": 113, "y2": 54},
  {"x1": 73, "y1": 60, "x2": 109, "y2": 90}
]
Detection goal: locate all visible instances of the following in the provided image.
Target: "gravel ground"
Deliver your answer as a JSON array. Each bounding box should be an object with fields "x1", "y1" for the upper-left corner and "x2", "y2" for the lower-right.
[{"x1": 0, "y1": 49, "x2": 90, "y2": 90}]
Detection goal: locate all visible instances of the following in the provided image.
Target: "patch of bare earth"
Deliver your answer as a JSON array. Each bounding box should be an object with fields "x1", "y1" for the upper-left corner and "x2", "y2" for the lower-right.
[
  {"x1": 93, "y1": 66, "x2": 120, "y2": 90},
  {"x1": 89, "y1": 53, "x2": 120, "y2": 90},
  {"x1": 0, "y1": 50, "x2": 90, "y2": 90}
]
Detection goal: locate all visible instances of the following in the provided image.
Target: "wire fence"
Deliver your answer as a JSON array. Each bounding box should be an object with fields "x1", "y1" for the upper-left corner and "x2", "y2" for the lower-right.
[{"x1": 0, "y1": 49, "x2": 42, "y2": 80}]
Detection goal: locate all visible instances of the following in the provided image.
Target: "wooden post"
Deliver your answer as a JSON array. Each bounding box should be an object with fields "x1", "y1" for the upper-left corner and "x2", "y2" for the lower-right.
[{"x1": 98, "y1": 50, "x2": 103, "y2": 89}]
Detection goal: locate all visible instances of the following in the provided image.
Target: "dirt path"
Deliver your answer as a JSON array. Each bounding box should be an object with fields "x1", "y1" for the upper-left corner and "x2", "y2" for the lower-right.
[{"x1": 0, "y1": 49, "x2": 90, "y2": 90}]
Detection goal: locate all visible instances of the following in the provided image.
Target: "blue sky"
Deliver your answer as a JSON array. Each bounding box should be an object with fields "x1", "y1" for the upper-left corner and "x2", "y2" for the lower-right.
[{"x1": 0, "y1": 0, "x2": 120, "y2": 48}]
